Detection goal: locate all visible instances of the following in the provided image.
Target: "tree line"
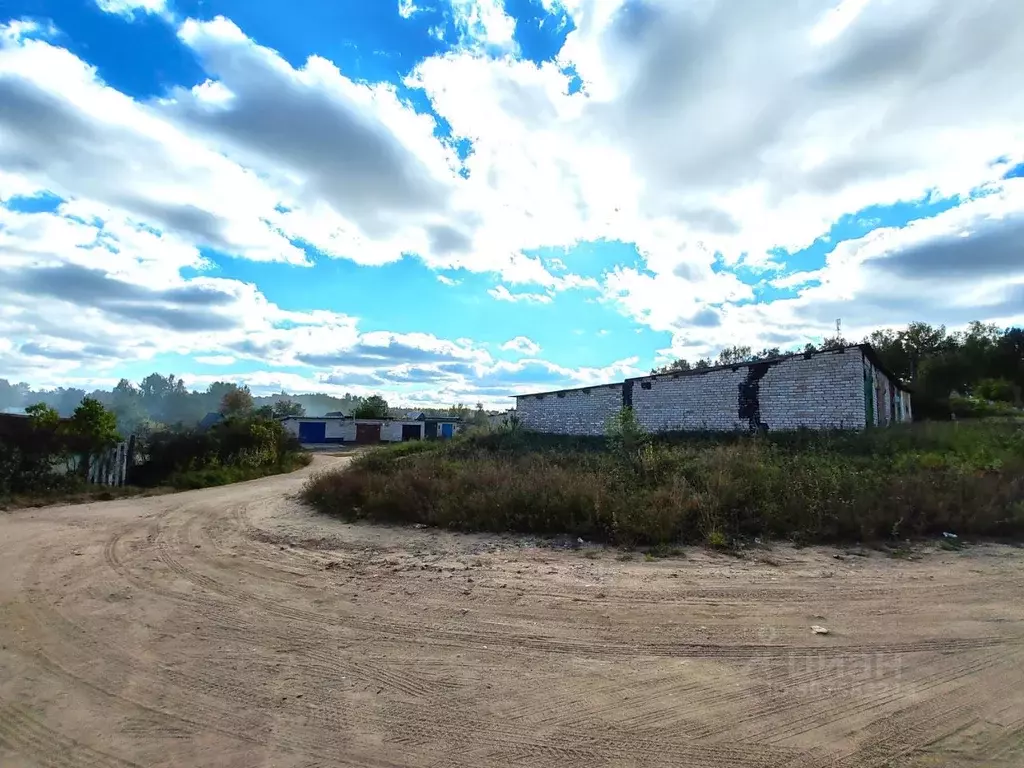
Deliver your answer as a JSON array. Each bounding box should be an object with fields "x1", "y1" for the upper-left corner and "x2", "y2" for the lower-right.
[
  {"x1": 0, "y1": 373, "x2": 497, "y2": 434},
  {"x1": 654, "y1": 321, "x2": 1024, "y2": 409}
]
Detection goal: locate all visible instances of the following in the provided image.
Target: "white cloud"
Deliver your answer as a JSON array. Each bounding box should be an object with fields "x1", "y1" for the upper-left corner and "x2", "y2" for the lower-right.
[
  {"x1": 436, "y1": 274, "x2": 461, "y2": 286},
  {"x1": 398, "y1": 0, "x2": 422, "y2": 20},
  {"x1": 94, "y1": 0, "x2": 168, "y2": 19},
  {"x1": 5, "y1": 2, "x2": 1024, "y2": 395},
  {"x1": 411, "y1": 0, "x2": 1024, "y2": 340},
  {"x1": 194, "y1": 355, "x2": 237, "y2": 365},
  {"x1": 449, "y1": 0, "x2": 517, "y2": 49},
  {"x1": 0, "y1": 31, "x2": 308, "y2": 264},
  {"x1": 488, "y1": 285, "x2": 553, "y2": 304},
  {"x1": 654, "y1": 179, "x2": 1024, "y2": 362},
  {"x1": 500, "y1": 336, "x2": 541, "y2": 355}
]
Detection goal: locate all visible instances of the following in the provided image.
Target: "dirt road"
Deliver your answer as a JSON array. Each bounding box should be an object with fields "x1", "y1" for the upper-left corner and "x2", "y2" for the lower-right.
[{"x1": 2, "y1": 456, "x2": 1023, "y2": 767}]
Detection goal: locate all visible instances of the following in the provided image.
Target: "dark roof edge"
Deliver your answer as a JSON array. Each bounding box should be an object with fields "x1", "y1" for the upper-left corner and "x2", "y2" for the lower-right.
[
  {"x1": 513, "y1": 344, "x2": 911, "y2": 399},
  {"x1": 633, "y1": 344, "x2": 912, "y2": 391},
  {"x1": 512, "y1": 381, "x2": 624, "y2": 399}
]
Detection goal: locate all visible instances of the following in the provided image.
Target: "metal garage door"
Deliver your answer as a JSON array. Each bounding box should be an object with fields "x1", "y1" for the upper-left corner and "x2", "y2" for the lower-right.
[
  {"x1": 440, "y1": 422, "x2": 454, "y2": 439},
  {"x1": 401, "y1": 424, "x2": 421, "y2": 441},
  {"x1": 355, "y1": 423, "x2": 381, "y2": 444},
  {"x1": 298, "y1": 421, "x2": 326, "y2": 443}
]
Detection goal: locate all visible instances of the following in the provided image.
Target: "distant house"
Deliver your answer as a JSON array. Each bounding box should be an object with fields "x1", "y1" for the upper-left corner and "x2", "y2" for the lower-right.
[{"x1": 197, "y1": 412, "x2": 224, "y2": 432}]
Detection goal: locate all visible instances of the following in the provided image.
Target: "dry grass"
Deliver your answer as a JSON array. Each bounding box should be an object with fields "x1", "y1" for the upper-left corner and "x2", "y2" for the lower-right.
[{"x1": 302, "y1": 422, "x2": 1024, "y2": 546}]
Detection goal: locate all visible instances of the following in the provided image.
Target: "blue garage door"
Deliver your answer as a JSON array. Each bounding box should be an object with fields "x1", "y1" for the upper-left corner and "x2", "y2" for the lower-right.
[
  {"x1": 298, "y1": 421, "x2": 326, "y2": 443},
  {"x1": 440, "y1": 422, "x2": 454, "y2": 439}
]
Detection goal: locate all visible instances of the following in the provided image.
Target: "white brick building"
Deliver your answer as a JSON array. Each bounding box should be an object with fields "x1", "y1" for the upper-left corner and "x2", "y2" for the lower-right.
[{"x1": 515, "y1": 345, "x2": 911, "y2": 436}]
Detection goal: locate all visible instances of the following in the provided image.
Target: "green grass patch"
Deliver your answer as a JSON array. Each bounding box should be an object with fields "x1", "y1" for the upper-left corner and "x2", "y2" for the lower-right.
[
  {"x1": 169, "y1": 452, "x2": 312, "y2": 490},
  {"x1": 301, "y1": 422, "x2": 1024, "y2": 546}
]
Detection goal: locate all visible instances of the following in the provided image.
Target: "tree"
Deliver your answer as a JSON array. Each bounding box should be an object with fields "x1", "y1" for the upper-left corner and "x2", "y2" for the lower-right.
[
  {"x1": 353, "y1": 395, "x2": 389, "y2": 419},
  {"x1": 898, "y1": 322, "x2": 948, "y2": 385},
  {"x1": 111, "y1": 378, "x2": 146, "y2": 433},
  {"x1": 717, "y1": 345, "x2": 753, "y2": 366},
  {"x1": 820, "y1": 335, "x2": 848, "y2": 351},
  {"x1": 272, "y1": 399, "x2": 305, "y2": 418},
  {"x1": 652, "y1": 358, "x2": 692, "y2": 375},
  {"x1": 25, "y1": 402, "x2": 60, "y2": 430},
  {"x1": 69, "y1": 397, "x2": 120, "y2": 449},
  {"x1": 471, "y1": 402, "x2": 489, "y2": 428},
  {"x1": 0, "y1": 379, "x2": 30, "y2": 411},
  {"x1": 447, "y1": 403, "x2": 470, "y2": 420},
  {"x1": 54, "y1": 388, "x2": 86, "y2": 416},
  {"x1": 219, "y1": 385, "x2": 254, "y2": 416},
  {"x1": 974, "y1": 378, "x2": 1016, "y2": 403},
  {"x1": 751, "y1": 347, "x2": 782, "y2": 361}
]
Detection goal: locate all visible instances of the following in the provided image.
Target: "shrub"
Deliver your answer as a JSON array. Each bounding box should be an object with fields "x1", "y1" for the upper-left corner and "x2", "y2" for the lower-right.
[
  {"x1": 131, "y1": 414, "x2": 306, "y2": 487},
  {"x1": 302, "y1": 422, "x2": 1024, "y2": 546},
  {"x1": 950, "y1": 395, "x2": 1019, "y2": 420}
]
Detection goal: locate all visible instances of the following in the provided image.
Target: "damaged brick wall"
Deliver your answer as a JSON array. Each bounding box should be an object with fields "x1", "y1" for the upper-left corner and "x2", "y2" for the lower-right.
[
  {"x1": 516, "y1": 384, "x2": 623, "y2": 436},
  {"x1": 630, "y1": 350, "x2": 866, "y2": 432},
  {"x1": 515, "y1": 348, "x2": 910, "y2": 435}
]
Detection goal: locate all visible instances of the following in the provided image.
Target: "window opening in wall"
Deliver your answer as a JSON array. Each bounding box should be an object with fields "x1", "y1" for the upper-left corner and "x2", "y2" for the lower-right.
[
  {"x1": 640, "y1": 381, "x2": 652, "y2": 390},
  {"x1": 557, "y1": 392, "x2": 566, "y2": 398}
]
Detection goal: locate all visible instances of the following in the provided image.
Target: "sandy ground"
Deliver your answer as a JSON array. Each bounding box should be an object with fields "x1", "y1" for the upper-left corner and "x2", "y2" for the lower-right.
[{"x1": 2, "y1": 456, "x2": 1024, "y2": 767}]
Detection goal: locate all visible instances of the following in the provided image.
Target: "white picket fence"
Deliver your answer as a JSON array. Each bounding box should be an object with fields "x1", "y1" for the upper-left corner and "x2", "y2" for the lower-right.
[{"x1": 86, "y1": 438, "x2": 133, "y2": 487}]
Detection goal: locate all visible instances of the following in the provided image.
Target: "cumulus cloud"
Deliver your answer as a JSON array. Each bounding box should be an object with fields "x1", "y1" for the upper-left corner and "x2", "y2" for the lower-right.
[
  {"x1": 0, "y1": 30, "x2": 307, "y2": 264},
  {"x1": 94, "y1": 0, "x2": 168, "y2": 19},
  {"x1": 500, "y1": 336, "x2": 541, "y2": 355},
  {"x1": 171, "y1": 18, "x2": 458, "y2": 241},
  {"x1": 0, "y1": 198, "x2": 602, "y2": 406},
  {"x1": 656, "y1": 179, "x2": 1024, "y2": 362},
  {"x1": 449, "y1": 0, "x2": 517, "y2": 49},
  {"x1": 488, "y1": 285, "x2": 553, "y2": 303},
  {"x1": 0, "y1": 17, "x2": 595, "y2": 293},
  {"x1": 411, "y1": 0, "x2": 1024, "y2": 339},
  {"x1": 5, "y1": 2, "x2": 1024, "y2": 399}
]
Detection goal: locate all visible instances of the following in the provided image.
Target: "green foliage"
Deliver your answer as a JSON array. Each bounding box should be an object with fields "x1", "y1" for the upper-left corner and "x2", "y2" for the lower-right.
[
  {"x1": 653, "y1": 321, "x2": 1024, "y2": 414},
  {"x1": 2, "y1": 399, "x2": 119, "y2": 496},
  {"x1": 353, "y1": 394, "x2": 389, "y2": 419},
  {"x1": 1, "y1": 375, "x2": 370, "y2": 433},
  {"x1": 219, "y1": 385, "x2": 254, "y2": 416},
  {"x1": 69, "y1": 397, "x2": 120, "y2": 449},
  {"x1": 272, "y1": 399, "x2": 305, "y2": 418},
  {"x1": 166, "y1": 452, "x2": 312, "y2": 490},
  {"x1": 717, "y1": 345, "x2": 753, "y2": 366},
  {"x1": 303, "y1": 422, "x2": 1024, "y2": 546},
  {"x1": 606, "y1": 407, "x2": 650, "y2": 467},
  {"x1": 25, "y1": 402, "x2": 60, "y2": 430},
  {"x1": 949, "y1": 395, "x2": 1019, "y2": 420},
  {"x1": 974, "y1": 378, "x2": 1017, "y2": 403},
  {"x1": 132, "y1": 413, "x2": 307, "y2": 487}
]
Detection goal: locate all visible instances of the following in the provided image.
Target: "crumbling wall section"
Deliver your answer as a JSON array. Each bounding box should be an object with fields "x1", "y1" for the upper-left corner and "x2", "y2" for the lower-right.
[{"x1": 516, "y1": 384, "x2": 623, "y2": 436}]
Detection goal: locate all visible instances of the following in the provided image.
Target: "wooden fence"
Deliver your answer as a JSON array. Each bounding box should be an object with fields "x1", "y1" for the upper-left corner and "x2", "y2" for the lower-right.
[{"x1": 86, "y1": 436, "x2": 135, "y2": 487}]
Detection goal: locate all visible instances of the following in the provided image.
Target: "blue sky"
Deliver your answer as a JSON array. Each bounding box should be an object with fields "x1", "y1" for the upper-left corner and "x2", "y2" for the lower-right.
[{"x1": 1, "y1": 0, "x2": 1022, "y2": 406}]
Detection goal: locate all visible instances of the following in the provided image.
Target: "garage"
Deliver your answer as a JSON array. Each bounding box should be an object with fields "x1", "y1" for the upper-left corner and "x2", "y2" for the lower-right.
[
  {"x1": 401, "y1": 424, "x2": 422, "y2": 441},
  {"x1": 355, "y1": 422, "x2": 381, "y2": 444},
  {"x1": 298, "y1": 421, "x2": 327, "y2": 443}
]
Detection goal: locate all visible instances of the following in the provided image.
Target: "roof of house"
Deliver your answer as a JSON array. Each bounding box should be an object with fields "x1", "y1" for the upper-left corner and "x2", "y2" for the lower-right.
[
  {"x1": 197, "y1": 412, "x2": 224, "y2": 431},
  {"x1": 514, "y1": 344, "x2": 911, "y2": 399}
]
